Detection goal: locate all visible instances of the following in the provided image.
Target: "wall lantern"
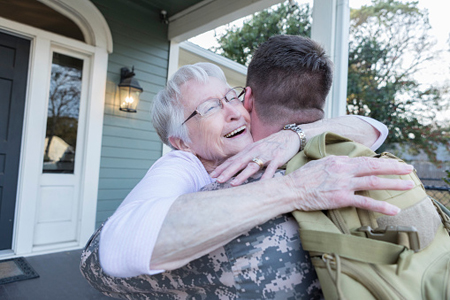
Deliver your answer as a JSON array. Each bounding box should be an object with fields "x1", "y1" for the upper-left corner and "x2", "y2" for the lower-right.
[{"x1": 118, "y1": 66, "x2": 143, "y2": 113}]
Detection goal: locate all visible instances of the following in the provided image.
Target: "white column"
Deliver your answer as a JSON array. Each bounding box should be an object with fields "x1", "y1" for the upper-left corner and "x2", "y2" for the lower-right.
[
  {"x1": 311, "y1": 0, "x2": 350, "y2": 118},
  {"x1": 333, "y1": 0, "x2": 350, "y2": 117},
  {"x1": 161, "y1": 41, "x2": 180, "y2": 155},
  {"x1": 167, "y1": 41, "x2": 180, "y2": 79}
]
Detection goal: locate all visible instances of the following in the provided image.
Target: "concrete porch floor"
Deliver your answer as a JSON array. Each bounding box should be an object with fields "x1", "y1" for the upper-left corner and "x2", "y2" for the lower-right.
[{"x1": 0, "y1": 249, "x2": 111, "y2": 300}]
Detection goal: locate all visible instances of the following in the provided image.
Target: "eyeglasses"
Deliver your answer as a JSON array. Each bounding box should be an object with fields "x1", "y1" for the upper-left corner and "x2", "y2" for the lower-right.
[{"x1": 181, "y1": 87, "x2": 246, "y2": 125}]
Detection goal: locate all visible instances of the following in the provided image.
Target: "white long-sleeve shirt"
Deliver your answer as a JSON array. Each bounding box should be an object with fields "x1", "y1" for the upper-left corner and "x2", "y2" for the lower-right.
[{"x1": 100, "y1": 150, "x2": 213, "y2": 277}]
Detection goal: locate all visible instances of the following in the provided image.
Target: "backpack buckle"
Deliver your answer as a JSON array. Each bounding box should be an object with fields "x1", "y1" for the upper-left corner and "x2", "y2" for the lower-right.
[{"x1": 357, "y1": 225, "x2": 420, "y2": 252}]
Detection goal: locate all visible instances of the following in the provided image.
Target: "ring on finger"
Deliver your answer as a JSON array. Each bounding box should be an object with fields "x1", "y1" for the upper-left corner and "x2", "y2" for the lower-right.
[{"x1": 251, "y1": 157, "x2": 264, "y2": 169}]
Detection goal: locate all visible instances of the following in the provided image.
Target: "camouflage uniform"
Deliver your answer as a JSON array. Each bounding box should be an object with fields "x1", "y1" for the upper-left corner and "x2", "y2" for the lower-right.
[{"x1": 80, "y1": 171, "x2": 323, "y2": 299}]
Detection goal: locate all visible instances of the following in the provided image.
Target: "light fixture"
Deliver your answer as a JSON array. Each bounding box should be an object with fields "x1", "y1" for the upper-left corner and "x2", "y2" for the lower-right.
[{"x1": 118, "y1": 66, "x2": 143, "y2": 113}]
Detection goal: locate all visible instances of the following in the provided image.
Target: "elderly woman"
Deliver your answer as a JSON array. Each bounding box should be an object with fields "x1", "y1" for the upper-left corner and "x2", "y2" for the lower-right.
[{"x1": 99, "y1": 62, "x2": 413, "y2": 280}]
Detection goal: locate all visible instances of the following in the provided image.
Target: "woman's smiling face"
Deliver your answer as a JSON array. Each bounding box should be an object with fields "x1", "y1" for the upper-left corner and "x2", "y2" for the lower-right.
[{"x1": 179, "y1": 77, "x2": 253, "y2": 168}]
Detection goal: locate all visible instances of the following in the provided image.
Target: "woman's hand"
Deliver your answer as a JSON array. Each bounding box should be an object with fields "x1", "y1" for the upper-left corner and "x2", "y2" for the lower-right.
[
  {"x1": 286, "y1": 156, "x2": 414, "y2": 215},
  {"x1": 210, "y1": 130, "x2": 301, "y2": 185}
]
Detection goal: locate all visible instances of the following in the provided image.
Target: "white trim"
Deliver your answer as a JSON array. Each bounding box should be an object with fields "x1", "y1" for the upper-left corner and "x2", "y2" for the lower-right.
[
  {"x1": 168, "y1": 0, "x2": 283, "y2": 42},
  {"x1": 78, "y1": 46, "x2": 108, "y2": 245},
  {"x1": 162, "y1": 42, "x2": 181, "y2": 156},
  {"x1": 180, "y1": 41, "x2": 247, "y2": 76},
  {"x1": 332, "y1": 0, "x2": 350, "y2": 117},
  {"x1": 0, "y1": 17, "x2": 97, "y2": 53},
  {"x1": 38, "y1": 0, "x2": 113, "y2": 53},
  {"x1": 33, "y1": 46, "x2": 90, "y2": 249},
  {"x1": 0, "y1": 0, "x2": 110, "y2": 256},
  {"x1": 169, "y1": 0, "x2": 215, "y2": 22},
  {"x1": 311, "y1": 0, "x2": 350, "y2": 118},
  {"x1": 13, "y1": 33, "x2": 51, "y2": 255},
  {"x1": 168, "y1": 41, "x2": 181, "y2": 79},
  {"x1": 312, "y1": 0, "x2": 336, "y2": 118},
  {"x1": 179, "y1": 41, "x2": 247, "y2": 88}
]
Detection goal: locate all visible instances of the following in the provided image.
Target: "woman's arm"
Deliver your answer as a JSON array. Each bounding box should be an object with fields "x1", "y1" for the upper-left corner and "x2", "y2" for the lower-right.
[
  {"x1": 101, "y1": 152, "x2": 413, "y2": 278},
  {"x1": 210, "y1": 116, "x2": 388, "y2": 185},
  {"x1": 151, "y1": 156, "x2": 412, "y2": 271},
  {"x1": 99, "y1": 151, "x2": 214, "y2": 277}
]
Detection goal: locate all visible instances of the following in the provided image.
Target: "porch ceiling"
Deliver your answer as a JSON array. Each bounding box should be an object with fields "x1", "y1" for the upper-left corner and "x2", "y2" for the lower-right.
[
  {"x1": 125, "y1": 0, "x2": 284, "y2": 42},
  {"x1": 124, "y1": 0, "x2": 203, "y2": 17},
  {"x1": 0, "y1": 0, "x2": 85, "y2": 41}
]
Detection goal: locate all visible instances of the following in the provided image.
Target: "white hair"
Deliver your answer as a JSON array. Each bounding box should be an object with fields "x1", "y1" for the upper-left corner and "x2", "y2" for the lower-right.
[{"x1": 151, "y1": 62, "x2": 228, "y2": 149}]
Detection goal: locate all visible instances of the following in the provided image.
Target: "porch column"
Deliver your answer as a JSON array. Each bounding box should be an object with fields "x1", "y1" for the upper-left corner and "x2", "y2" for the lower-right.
[
  {"x1": 311, "y1": 0, "x2": 350, "y2": 118},
  {"x1": 161, "y1": 41, "x2": 181, "y2": 155}
]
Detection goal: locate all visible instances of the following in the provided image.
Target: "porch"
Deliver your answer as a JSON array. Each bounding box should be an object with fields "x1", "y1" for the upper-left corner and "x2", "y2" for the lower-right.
[{"x1": 0, "y1": 249, "x2": 110, "y2": 300}]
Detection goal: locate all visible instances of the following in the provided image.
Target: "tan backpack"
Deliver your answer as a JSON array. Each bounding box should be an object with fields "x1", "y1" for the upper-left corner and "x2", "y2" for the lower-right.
[{"x1": 286, "y1": 132, "x2": 450, "y2": 300}]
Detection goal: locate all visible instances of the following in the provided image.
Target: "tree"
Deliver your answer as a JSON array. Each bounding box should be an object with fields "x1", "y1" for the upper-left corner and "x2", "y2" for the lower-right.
[
  {"x1": 44, "y1": 63, "x2": 81, "y2": 167},
  {"x1": 215, "y1": 0, "x2": 449, "y2": 162},
  {"x1": 444, "y1": 170, "x2": 450, "y2": 186},
  {"x1": 347, "y1": 0, "x2": 449, "y2": 161},
  {"x1": 214, "y1": 1, "x2": 311, "y2": 66}
]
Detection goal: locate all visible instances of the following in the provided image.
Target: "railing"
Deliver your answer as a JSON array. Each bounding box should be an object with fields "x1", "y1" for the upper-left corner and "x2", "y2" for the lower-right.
[{"x1": 424, "y1": 184, "x2": 450, "y2": 209}]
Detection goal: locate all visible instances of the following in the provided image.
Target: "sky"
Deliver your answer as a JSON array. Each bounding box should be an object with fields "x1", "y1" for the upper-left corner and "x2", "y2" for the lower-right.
[
  {"x1": 190, "y1": 0, "x2": 450, "y2": 81},
  {"x1": 190, "y1": 1, "x2": 450, "y2": 55},
  {"x1": 351, "y1": 0, "x2": 450, "y2": 86},
  {"x1": 189, "y1": 0, "x2": 450, "y2": 122}
]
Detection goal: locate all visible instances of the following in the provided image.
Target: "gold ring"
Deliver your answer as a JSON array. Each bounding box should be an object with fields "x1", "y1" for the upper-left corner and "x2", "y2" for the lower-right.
[{"x1": 251, "y1": 157, "x2": 264, "y2": 169}]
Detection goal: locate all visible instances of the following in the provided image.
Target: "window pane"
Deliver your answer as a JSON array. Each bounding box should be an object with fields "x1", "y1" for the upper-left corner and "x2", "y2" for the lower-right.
[{"x1": 43, "y1": 53, "x2": 83, "y2": 173}]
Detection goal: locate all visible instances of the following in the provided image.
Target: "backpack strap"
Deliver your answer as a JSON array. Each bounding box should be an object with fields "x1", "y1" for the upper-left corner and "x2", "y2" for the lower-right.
[
  {"x1": 299, "y1": 229, "x2": 411, "y2": 264},
  {"x1": 431, "y1": 198, "x2": 450, "y2": 233},
  {"x1": 293, "y1": 207, "x2": 415, "y2": 274}
]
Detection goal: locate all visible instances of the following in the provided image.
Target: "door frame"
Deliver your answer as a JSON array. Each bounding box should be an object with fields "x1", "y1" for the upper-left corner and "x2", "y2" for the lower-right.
[
  {"x1": 0, "y1": 0, "x2": 111, "y2": 256},
  {"x1": 34, "y1": 46, "x2": 91, "y2": 251}
]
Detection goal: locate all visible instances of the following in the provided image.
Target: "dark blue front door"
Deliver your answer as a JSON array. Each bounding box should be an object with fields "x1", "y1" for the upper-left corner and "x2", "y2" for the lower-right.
[{"x1": 0, "y1": 32, "x2": 30, "y2": 250}]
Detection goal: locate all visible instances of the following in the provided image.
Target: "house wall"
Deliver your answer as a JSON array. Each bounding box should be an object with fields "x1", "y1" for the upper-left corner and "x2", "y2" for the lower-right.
[
  {"x1": 91, "y1": 0, "x2": 168, "y2": 228},
  {"x1": 179, "y1": 42, "x2": 247, "y2": 88}
]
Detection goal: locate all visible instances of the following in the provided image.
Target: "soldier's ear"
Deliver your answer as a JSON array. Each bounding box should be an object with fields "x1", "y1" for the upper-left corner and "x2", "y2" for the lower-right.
[{"x1": 243, "y1": 86, "x2": 254, "y2": 113}]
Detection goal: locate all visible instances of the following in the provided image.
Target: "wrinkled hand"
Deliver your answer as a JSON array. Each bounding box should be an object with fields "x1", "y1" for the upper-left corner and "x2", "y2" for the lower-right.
[
  {"x1": 287, "y1": 156, "x2": 415, "y2": 215},
  {"x1": 210, "y1": 130, "x2": 300, "y2": 186}
]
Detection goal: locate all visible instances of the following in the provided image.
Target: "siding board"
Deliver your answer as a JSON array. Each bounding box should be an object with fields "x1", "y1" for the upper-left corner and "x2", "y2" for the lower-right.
[
  {"x1": 101, "y1": 136, "x2": 162, "y2": 151},
  {"x1": 102, "y1": 95, "x2": 157, "y2": 110},
  {"x1": 103, "y1": 103, "x2": 153, "y2": 117},
  {"x1": 105, "y1": 15, "x2": 169, "y2": 46},
  {"x1": 103, "y1": 100, "x2": 155, "y2": 115},
  {"x1": 98, "y1": 178, "x2": 142, "y2": 190},
  {"x1": 92, "y1": 0, "x2": 167, "y2": 225},
  {"x1": 100, "y1": 157, "x2": 156, "y2": 170},
  {"x1": 99, "y1": 168, "x2": 148, "y2": 179},
  {"x1": 102, "y1": 124, "x2": 160, "y2": 140},
  {"x1": 107, "y1": 56, "x2": 168, "y2": 81},
  {"x1": 112, "y1": 36, "x2": 170, "y2": 61},
  {"x1": 97, "y1": 189, "x2": 130, "y2": 200},
  {"x1": 103, "y1": 111, "x2": 155, "y2": 132},
  {"x1": 104, "y1": 74, "x2": 164, "y2": 97},
  {"x1": 96, "y1": 211, "x2": 115, "y2": 228},
  {"x1": 96, "y1": 199, "x2": 126, "y2": 211},
  {"x1": 101, "y1": 146, "x2": 157, "y2": 160}
]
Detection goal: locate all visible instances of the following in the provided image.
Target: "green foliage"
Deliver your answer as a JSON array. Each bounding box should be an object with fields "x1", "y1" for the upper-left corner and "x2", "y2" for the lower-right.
[
  {"x1": 444, "y1": 170, "x2": 450, "y2": 186},
  {"x1": 347, "y1": 0, "x2": 450, "y2": 161},
  {"x1": 215, "y1": 0, "x2": 450, "y2": 163},
  {"x1": 215, "y1": 1, "x2": 311, "y2": 66}
]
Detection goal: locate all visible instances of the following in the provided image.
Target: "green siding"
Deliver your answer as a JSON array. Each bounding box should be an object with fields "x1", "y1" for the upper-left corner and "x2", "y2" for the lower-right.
[{"x1": 92, "y1": 0, "x2": 168, "y2": 228}]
